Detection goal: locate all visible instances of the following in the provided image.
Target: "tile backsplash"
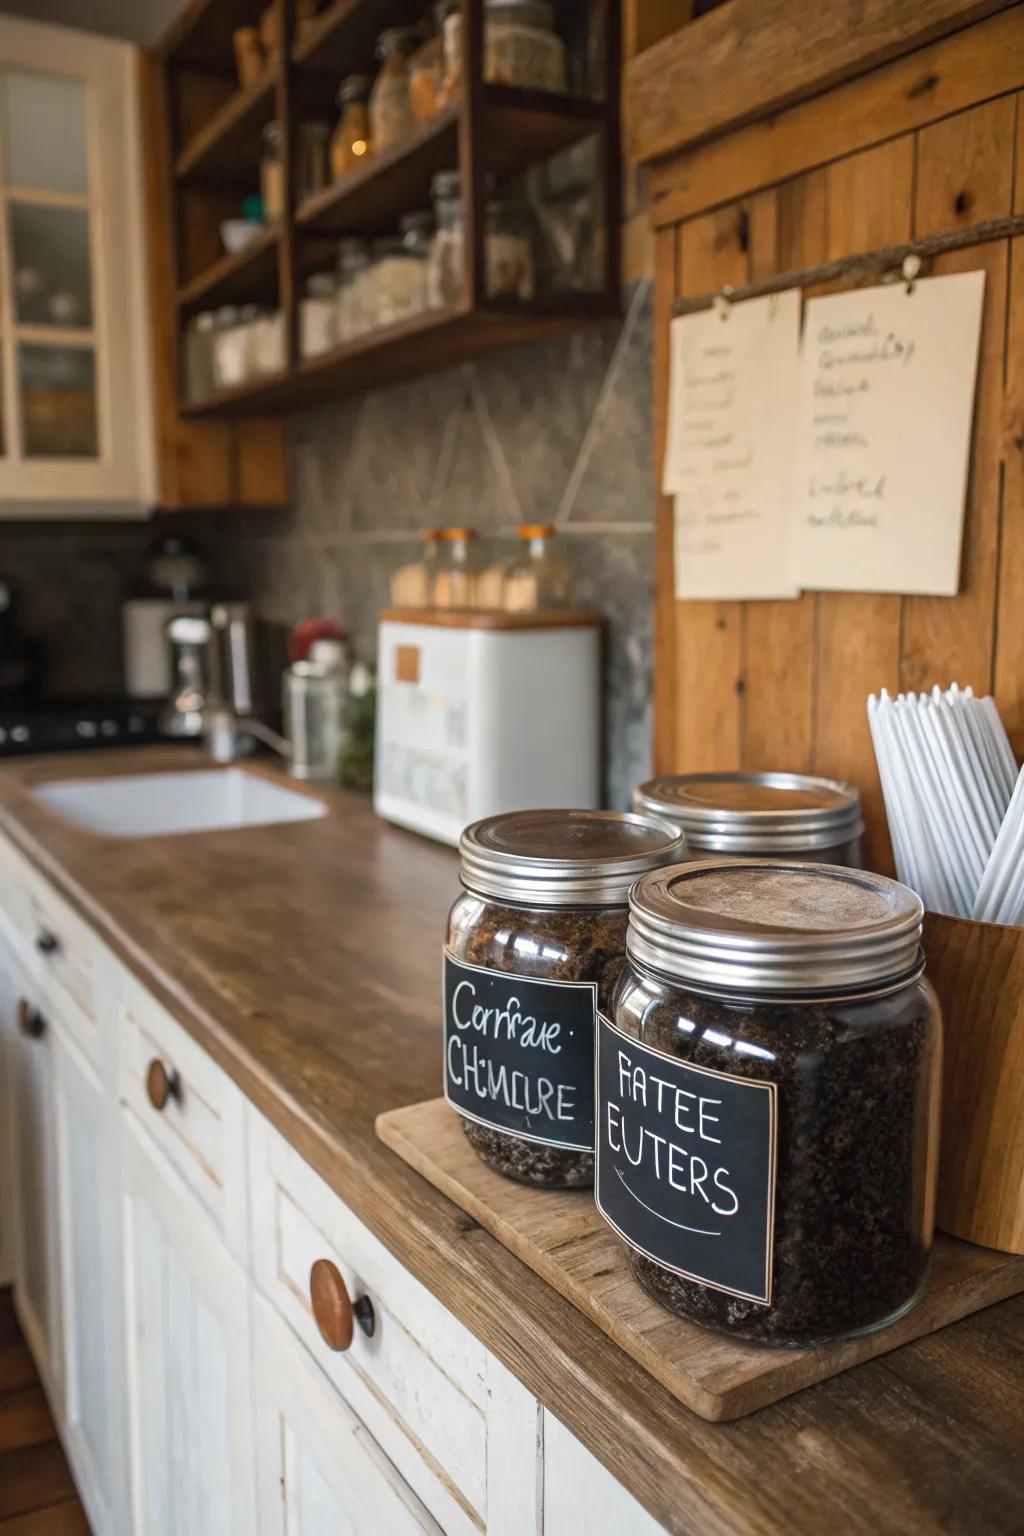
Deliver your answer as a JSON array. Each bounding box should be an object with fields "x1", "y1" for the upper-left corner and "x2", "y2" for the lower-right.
[
  {"x1": 0, "y1": 281, "x2": 655, "y2": 807},
  {"x1": 217, "y1": 279, "x2": 655, "y2": 807}
]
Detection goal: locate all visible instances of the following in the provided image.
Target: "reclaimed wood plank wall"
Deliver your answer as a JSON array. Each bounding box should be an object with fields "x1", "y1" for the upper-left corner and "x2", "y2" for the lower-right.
[{"x1": 638, "y1": 1, "x2": 1024, "y2": 870}]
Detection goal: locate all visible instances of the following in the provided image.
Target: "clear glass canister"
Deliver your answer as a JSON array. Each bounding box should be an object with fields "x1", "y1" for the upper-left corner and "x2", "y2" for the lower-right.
[
  {"x1": 300, "y1": 272, "x2": 337, "y2": 358},
  {"x1": 432, "y1": 527, "x2": 480, "y2": 608},
  {"x1": 369, "y1": 235, "x2": 425, "y2": 329},
  {"x1": 284, "y1": 645, "x2": 348, "y2": 783},
  {"x1": 334, "y1": 237, "x2": 372, "y2": 342},
  {"x1": 605, "y1": 861, "x2": 941, "y2": 1345},
  {"x1": 370, "y1": 27, "x2": 418, "y2": 152},
  {"x1": 633, "y1": 771, "x2": 865, "y2": 867},
  {"x1": 442, "y1": 0, "x2": 566, "y2": 95},
  {"x1": 503, "y1": 522, "x2": 570, "y2": 610},
  {"x1": 445, "y1": 810, "x2": 687, "y2": 1187},
  {"x1": 390, "y1": 528, "x2": 441, "y2": 606}
]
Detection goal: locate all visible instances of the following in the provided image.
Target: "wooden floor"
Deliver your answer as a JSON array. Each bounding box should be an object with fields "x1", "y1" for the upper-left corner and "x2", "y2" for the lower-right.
[{"x1": 0, "y1": 1290, "x2": 90, "y2": 1535}]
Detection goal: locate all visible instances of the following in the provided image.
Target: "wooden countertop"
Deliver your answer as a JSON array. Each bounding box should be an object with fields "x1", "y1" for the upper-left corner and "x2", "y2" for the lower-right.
[{"x1": 2, "y1": 747, "x2": 1022, "y2": 1536}]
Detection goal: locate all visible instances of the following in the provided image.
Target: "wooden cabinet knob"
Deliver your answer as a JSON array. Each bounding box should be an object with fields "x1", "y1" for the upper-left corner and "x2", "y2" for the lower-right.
[
  {"x1": 35, "y1": 930, "x2": 59, "y2": 955},
  {"x1": 17, "y1": 998, "x2": 45, "y2": 1040},
  {"x1": 146, "y1": 1058, "x2": 182, "y2": 1112},
  {"x1": 309, "y1": 1259, "x2": 375, "y2": 1351}
]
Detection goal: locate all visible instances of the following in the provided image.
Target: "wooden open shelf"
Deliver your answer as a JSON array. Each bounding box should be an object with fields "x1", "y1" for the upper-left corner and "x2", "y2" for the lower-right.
[
  {"x1": 293, "y1": 0, "x2": 425, "y2": 77},
  {"x1": 177, "y1": 223, "x2": 281, "y2": 314},
  {"x1": 176, "y1": 73, "x2": 276, "y2": 182},
  {"x1": 157, "y1": 0, "x2": 620, "y2": 419}
]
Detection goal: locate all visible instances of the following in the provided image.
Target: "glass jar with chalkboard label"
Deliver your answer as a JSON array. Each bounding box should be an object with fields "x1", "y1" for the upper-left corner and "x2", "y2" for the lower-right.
[
  {"x1": 598, "y1": 860, "x2": 941, "y2": 1345},
  {"x1": 633, "y1": 771, "x2": 864, "y2": 867},
  {"x1": 445, "y1": 809, "x2": 686, "y2": 1188}
]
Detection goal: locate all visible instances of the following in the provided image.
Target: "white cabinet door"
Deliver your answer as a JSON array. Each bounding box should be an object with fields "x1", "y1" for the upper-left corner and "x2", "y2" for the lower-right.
[
  {"x1": 9, "y1": 972, "x2": 62, "y2": 1407},
  {"x1": 53, "y1": 1023, "x2": 126, "y2": 1534},
  {"x1": 0, "y1": 933, "x2": 20, "y2": 1286},
  {"x1": 0, "y1": 16, "x2": 155, "y2": 514},
  {"x1": 542, "y1": 1413, "x2": 668, "y2": 1536},
  {"x1": 253, "y1": 1294, "x2": 444, "y2": 1536},
  {"x1": 120, "y1": 1113, "x2": 255, "y2": 1536}
]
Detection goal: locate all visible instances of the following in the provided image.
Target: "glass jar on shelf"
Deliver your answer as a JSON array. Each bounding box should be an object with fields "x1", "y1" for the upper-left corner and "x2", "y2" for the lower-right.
[
  {"x1": 409, "y1": 7, "x2": 445, "y2": 125},
  {"x1": 211, "y1": 305, "x2": 249, "y2": 389},
  {"x1": 434, "y1": 527, "x2": 480, "y2": 608},
  {"x1": 442, "y1": 0, "x2": 566, "y2": 98},
  {"x1": 427, "y1": 168, "x2": 466, "y2": 310},
  {"x1": 251, "y1": 308, "x2": 285, "y2": 376},
  {"x1": 300, "y1": 272, "x2": 337, "y2": 358},
  {"x1": 183, "y1": 310, "x2": 217, "y2": 402},
  {"x1": 486, "y1": 199, "x2": 536, "y2": 300},
  {"x1": 390, "y1": 529, "x2": 442, "y2": 607},
  {"x1": 503, "y1": 523, "x2": 570, "y2": 610},
  {"x1": 427, "y1": 169, "x2": 534, "y2": 307},
  {"x1": 334, "y1": 237, "x2": 372, "y2": 344},
  {"x1": 330, "y1": 74, "x2": 373, "y2": 181},
  {"x1": 260, "y1": 121, "x2": 284, "y2": 222},
  {"x1": 296, "y1": 118, "x2": 331, "y2": 202},
  {"x1": 370, "y1": 27, "x2": 418, "y2": 154},
  {"x1": 369, "y1": 235, "x2": 425, "y2": 330}
]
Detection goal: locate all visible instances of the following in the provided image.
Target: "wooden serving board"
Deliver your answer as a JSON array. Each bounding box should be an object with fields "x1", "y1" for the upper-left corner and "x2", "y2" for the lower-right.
[{"x1": 377, "y1": 1097, "x2": 1024, "y2": 1423}]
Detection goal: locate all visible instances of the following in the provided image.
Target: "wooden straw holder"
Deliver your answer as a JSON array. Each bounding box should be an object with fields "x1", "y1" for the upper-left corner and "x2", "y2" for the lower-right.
[{"x1": 923, "y1": 911, "x2": 1024, "y2": 1254}]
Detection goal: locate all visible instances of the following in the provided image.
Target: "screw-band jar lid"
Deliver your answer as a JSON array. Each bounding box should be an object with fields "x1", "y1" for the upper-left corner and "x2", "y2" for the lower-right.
[
  {"x1": 627, "y1": 860, "x2": 923, "y2": 995},
  {"x1": 460, "y1": 809, "x2": 687, "y2": 907},
  {"x1": 633, "y1": 771, "x2": 864, "y2": 854}
]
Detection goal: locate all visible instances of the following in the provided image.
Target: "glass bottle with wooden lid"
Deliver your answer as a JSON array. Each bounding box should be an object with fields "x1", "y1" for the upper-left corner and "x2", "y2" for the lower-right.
[
  {"x1": 503, "y1": 523, "x2": 571, "y2": 610},
  {"x1": 633, "y1": 771, "x2": 864, "y2": 867},
  {"x1": 445, "y1": 810, "x2": 687, "y2": 1188},
  {"x1": 433, "y1": 528, "x2": 480, "y2": 608},
  {"x1": 390, "y1": 529, "x2": 442, "y2": 607},
  {"x1": 601, "y1": 860, "x2": 941, "y2": 1345}
]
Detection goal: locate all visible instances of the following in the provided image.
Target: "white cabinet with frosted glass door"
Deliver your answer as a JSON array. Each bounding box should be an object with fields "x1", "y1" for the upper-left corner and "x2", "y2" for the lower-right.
[{"x1": 0, "y1": 15, "x2": 155, "y2": 514}]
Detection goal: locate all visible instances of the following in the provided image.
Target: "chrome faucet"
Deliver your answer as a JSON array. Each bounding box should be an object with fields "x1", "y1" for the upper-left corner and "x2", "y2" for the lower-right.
[{"x1": 164, "y1": 612, "x2": 291, "y2": 767}]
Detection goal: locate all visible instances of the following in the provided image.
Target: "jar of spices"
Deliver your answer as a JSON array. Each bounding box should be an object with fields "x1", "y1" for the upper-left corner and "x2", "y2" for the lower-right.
[
  {"x1": 260, "y1": 121, "x2": 284, "y2": 222},
  {"x1": 446, "y1": 811, "x2": 687, "y2": 1187},
  {"x1": 334, "y1": 236, "x2": 372, "y2": 342},
  {"x1": 369, "y1": 27, "x2": 418, "y2": 153},
  {"x1": 331, "y1": 75, "x2": 373, "y2": 181},
  {"x1": 602, "y1": 861, "x2": 941, "y2": 1345},
  {"x1": 633, "y1": 772, "x2": 865, "y2": 867}
]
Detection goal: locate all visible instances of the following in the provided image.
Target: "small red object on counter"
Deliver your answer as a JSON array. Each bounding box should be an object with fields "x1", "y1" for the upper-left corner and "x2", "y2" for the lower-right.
[{"x1": 288, "y1": 618, "x2": 347, "y2": 663}]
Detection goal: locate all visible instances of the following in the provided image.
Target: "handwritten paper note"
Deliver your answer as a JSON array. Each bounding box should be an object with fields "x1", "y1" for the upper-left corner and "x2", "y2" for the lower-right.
[
  {"x1": 663, "y1": 291, "x2": 801, "y2": 602},
  {"x1": 790, "y1": 271, "x2": 985, "y2": 596}
]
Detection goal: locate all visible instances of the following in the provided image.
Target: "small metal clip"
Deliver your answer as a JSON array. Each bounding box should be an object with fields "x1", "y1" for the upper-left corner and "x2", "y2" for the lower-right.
[
  {"x1": 902, "y1": 254, "x2": 922, "y2": 294},
  {"x1": 712, "y1": 285, "x2": 734, "y2": 321}
]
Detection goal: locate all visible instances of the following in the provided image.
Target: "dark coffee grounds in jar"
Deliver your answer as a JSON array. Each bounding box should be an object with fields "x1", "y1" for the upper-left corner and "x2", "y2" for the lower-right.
[
  {"x1": 616, "y1": 978, "x2": 937, "y2": 1343},
  {"x1": 604, "y1": 860, "x2": 941, "y2": 1346},
  {"x1": 446, "y1": 810, "x2": 686, "y2": 1188},
  {"x1": 452, "y1": 901, "x2": 629, "y2": 1186}
]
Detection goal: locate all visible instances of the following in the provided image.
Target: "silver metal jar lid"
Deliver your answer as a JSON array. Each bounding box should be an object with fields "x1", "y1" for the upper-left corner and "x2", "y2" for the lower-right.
[
  {"x1": 632, "y1": 771, "x2": 864, "y2": 854},
  {"x1": 459, "y1": 809, "x2": 687, "y2": 908},
  {"x1": 627, "y1": 860, "x2": 923, "y2": 995}
]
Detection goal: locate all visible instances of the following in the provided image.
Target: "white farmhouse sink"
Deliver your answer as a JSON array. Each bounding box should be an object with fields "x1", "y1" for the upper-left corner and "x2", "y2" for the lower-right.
[{"x1": 33, "y1": 768, "x2": 327, "y2": 839}]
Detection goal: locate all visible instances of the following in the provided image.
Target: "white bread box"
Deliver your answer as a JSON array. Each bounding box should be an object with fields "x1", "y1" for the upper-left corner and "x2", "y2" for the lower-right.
[{"x1": 375, "y1": 607, "x2": 602, "y2": 845}]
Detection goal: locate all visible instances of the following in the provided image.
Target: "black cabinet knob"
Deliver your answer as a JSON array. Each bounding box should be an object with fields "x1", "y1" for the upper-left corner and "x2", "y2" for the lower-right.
[{"x1": 36, "y1": 931, "x2": 59, "y2": 955}]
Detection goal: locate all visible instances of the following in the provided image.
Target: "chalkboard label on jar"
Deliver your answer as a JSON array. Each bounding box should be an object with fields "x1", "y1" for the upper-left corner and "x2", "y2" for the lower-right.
[
  {"x1": 443, "y1": 950, "x2": 596, "y2": 1152},
  {"x1": 595, "y1": 1015, "x2": 777, "y2": 1305}
]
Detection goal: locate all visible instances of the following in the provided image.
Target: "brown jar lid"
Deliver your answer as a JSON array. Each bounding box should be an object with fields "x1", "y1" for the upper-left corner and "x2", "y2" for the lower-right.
[
  {"x1": 633, "y1": 771, "x2": 863, "y2": 854},
  {"x1": 460, "y1": 809, "x2": 687, "y2": 907},
  {"x1": 627, "y1": 860, "x2": 923, "y2": 995}
]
